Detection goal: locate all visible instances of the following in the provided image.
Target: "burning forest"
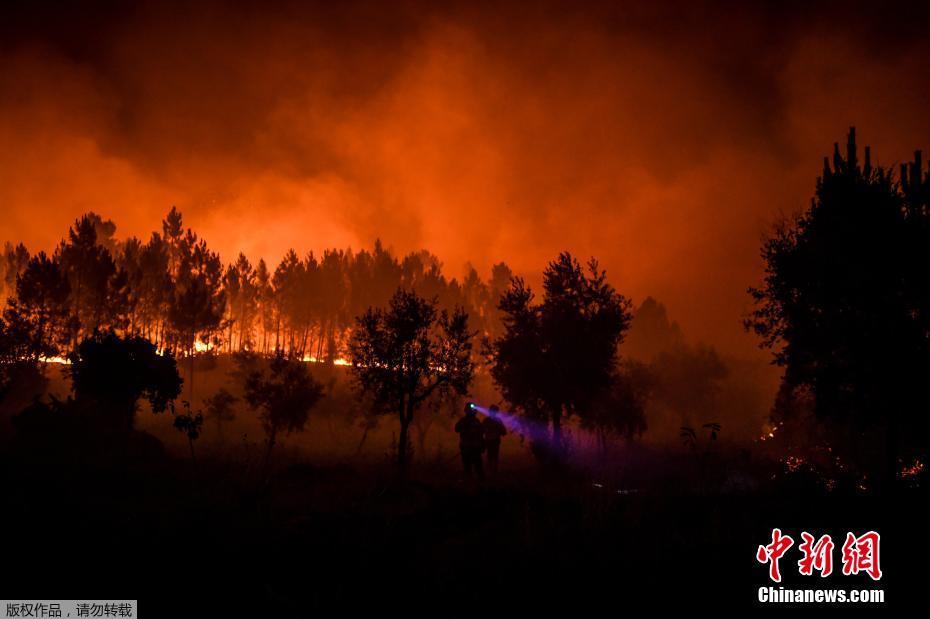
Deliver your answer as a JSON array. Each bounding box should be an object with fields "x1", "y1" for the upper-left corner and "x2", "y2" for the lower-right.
[{"x1": 1, "y1": 0, "x2": 928, "y2": 614}]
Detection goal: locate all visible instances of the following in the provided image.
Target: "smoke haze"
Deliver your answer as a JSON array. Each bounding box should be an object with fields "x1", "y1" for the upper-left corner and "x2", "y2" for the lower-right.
[{"x1": 2, "y1": 0, "x2": 929, "y2": 355}]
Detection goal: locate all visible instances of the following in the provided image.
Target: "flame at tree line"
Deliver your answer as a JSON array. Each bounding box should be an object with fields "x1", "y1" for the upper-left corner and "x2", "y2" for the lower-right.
[
  {"x1": 1, "y1": 204, "x2": 786, "y2": 447},
  {"x1": 7, "y1": 131, "x2": 930, "y2": 476},
  {"x1": 3, "y1": 4, "x2": 930, "y2": 613},
  {"x1": 0, "y1": 207, "x2": 517, "y2": 364}
]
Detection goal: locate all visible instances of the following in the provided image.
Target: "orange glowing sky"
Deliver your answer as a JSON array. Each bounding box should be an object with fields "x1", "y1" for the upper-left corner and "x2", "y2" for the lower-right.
[{"x1": 2, "y1": 0, "x2": 929, "y2": 356}]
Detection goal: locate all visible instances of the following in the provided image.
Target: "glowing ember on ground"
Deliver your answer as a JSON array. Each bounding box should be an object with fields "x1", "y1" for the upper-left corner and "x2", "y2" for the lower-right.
[
  {"x1": 758, "y1": 422, "x2": 783, "y2": 442},
  {"x1": 40, "y1": 356, "x2": 71, "y2": 365},
  {"x1": 899, "y1": 459, "x2": 924, "y2": 479},
  {"x1": 301, "y1": 354, "x2": 351, "y2": 366},
  {"x1": 783, "y1": 455, "x2": 805, "y2": 472}
]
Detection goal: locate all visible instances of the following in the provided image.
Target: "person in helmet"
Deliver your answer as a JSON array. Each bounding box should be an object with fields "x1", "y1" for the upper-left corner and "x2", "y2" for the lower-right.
[
  {"x1": 481, "y1": 404, "x2": 507, "y2": 474},
  {"x1": 454, "y1": 402, "x2": 485, "y2": 480}
]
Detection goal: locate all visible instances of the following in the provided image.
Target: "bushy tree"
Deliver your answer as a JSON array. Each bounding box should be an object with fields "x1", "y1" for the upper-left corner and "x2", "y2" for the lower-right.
[
  {"x1": 173, "y1": 400, "x2": 204, "y2": 462},
  {"x1": 57, "y1": 214, "x2": 126, "y2": 341},
  {"x1": 243, "y1": 352, "x2": 324, "y2": 472},
  {"x1": 165, "y1": 212, "x2": 226, "y2": 399},
  {"x1": 0, "y1": 313, "x2": 48, "y2": 411},
  {"x1": 748, "y1": 128, "x2": 930, "y2": 491},
  {"x1": 254, "y1": 259, "x2": 274, "y2": 353},
  {"x1": 584, "y1": 360, "x2": 651, "y2": 450},
  {"x1": 222, "y1": 253, "x2": 258, "y2": 352},
  {"x1": 623, "y1": 297, "x2": 685, "y2": 361},
  {"x1": 68, "y1": 332, "x2": 182, "y2": 431},
  {"x1": 491, "y1": 252, "x2": 632, "y2": 452},
  {"x1": 0, "y1": 209, "x2": 514, "y2": 371},
  {"x1": 204, "y1": 387, "x2": 238, "y2": 443},
  {"x1": 4, "y1": 252, "x2": 71, "y2": 361},
  {"x1": 349, "y1": 288, "x2": 475, "y2": 468}
]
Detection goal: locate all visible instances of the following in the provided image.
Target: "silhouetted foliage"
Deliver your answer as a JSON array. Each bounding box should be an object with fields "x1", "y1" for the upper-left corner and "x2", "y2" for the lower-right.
[
  {"x1": 158, "y1": 209, "x2": 226, "y2": 399},
  {"x1": 624, "y1": 297, "x2": 685, "y2": 361},
  {"x1": 584, "y1": 360, "x2": 651, "y2": 449},
  {"x1": 173, "y1": 400, "x2": 204, "y2": 462},
  {"x1": 4, "y1": 252, "x2": 71, "y2": 361},
  {"x1": 57, "y1": 214, "x2": 127, "y2": 342},
  {"x1": 204, "y1": 387, "x2": 238, "y2": 444},
  {"x1": 223, "y1": 253, "x2": 258, "y2": 352},
  {"x1": 68, "y1": 332, "x2": 182, "y2": 431},
  {"x1": 748, "y1": 128, "x2": 930, "y2": 491},
  {"x1": 243, "y1": 352, "x2": 324, "y2": 472},
  {"x1": 349, "y1": 288, "x2": 475, "y2": 468},
  {"x1": 650, "y1": 343, "x2": 728, "y2": 428},
  {"x1": 2, "y1": 207, "x2": 513, "y2": 380},
  {"x1": 0, "y1": 313, "x2": 48, "y2": 412},
  {"x1": 0, "y1": 242, "x2": 30, "y2": 302},
  {"x1": 491, "y1": 252, "x2": 632, "y2": 455}
]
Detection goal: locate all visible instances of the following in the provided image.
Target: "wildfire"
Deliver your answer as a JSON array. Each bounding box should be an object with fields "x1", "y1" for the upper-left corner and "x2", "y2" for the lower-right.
[
  {"x1": 783, "y1": 455, "x2": 805, "y2": 472},
  {"x1": 40, "y1": 355, "x2": 70, "y2": 365},
  {"x1": 40, "y1": 346, "x2": 352, "y2": 367},
  {"x1": 899, "y1": 459, "x2": 925, "y2": 479},
  {"x1": 301, "y1": 354, "x2": 352, "y2": 366},
  {"x1": 758, "y1": 421, "x2": 783, "y2": 442}
]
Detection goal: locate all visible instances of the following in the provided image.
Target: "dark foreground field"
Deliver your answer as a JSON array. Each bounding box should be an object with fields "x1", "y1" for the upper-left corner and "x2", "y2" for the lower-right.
[{"x1": 2, "y1": 434, "x2": 925, "y2": 614}]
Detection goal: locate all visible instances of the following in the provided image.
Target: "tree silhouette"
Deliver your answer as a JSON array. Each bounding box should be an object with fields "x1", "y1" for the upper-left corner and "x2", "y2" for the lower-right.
[
  {"x1": 491, "y1": 252, "x2": 632, "y2": 454},
  {"x1": 347, "y1": 240, "x2": 402, "y2": 324},
  {"x1": 83, "y1": 211, "x2": 119, "y2": 255},
  {"x1": 317, "y1": 249, "x2": 349, "y2": 363},
  {"x1": 0, "y1": 314, "x2": 25, "y2": 396},
  {"x1": 484, "y1": 262, "x2": 514, "y2": 342},
  {"x1": 162, "y1": 206, "x2": 186, "y2": 279},
  {"x1": 117, "y1": 232, "x2": 173, "y2": 347},
  {"x1": 349, "y1": 288, "x2": 475, "y2": 469},
  {"x1": 4, "y1": 252, "x2": 71, "y2": 361},
  {"x1": 1, "y1": 205, "x2": 516, "y2": 373},
  {"x1": 269, "y1": 250, "x2": 292, "y2": 352},
  {"x1": 222, "y1": 253, "x2": 258, "y2": 352},
  {"x1": 204, "y1": 387, "x2": 238, "y2": 444},
  {"x1": 165, "y1": 212, "x2": 226, "y2": 400},
  {"x1": 173, "y1": 400, "x2": 204, "y2": 462},
  {"x1": 650, "y1": 343, "x2": 728, "y2": 430},
  {"x1": 584, "y1": 360, "x2": 651, "y2": 451},
  {"x1": 488, "y1": 277, "x2": 546, "y2": 422},
  {"x1": 748, "y1": 128, "x2": 930, "y2": 491},
  {"x1": 243, "y1": 352, "x2": 324, "y2": 473},
  {"x1": 254, "y1": 259, "x2": 274, "y2": 353},
  {"x1": 68, "y1": 332, "x2": 182, "y2": 432},
  {"x1": 0, "y1": 312, "x2": 49, "y2": 413},
  {"x1": 117, "y1": 236, "x2": 144, "y2": 335},
  {"x1": 1, "y1": 242, "x2": 30, "y2": 303},
  {"x1": 624, "y1": 297, "x2": 685, "y2": 361},
  {"x1": 57, "y1": 214, "x2": 123, "y2": 342}
]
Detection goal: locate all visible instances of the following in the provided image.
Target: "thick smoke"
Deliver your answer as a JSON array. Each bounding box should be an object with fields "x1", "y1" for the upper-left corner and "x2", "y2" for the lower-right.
[{"x1": 2, "y1": 0, "x2": 929, "y2": 356}]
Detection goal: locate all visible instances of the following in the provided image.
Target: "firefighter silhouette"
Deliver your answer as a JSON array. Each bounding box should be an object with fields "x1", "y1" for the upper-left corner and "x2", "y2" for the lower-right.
[
  {"x1": 454, "y1": 402, "x2": 485, "y2": 480},
  {"x1": 481, "y1": 404, "x2": 507, "y2": 473}
]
